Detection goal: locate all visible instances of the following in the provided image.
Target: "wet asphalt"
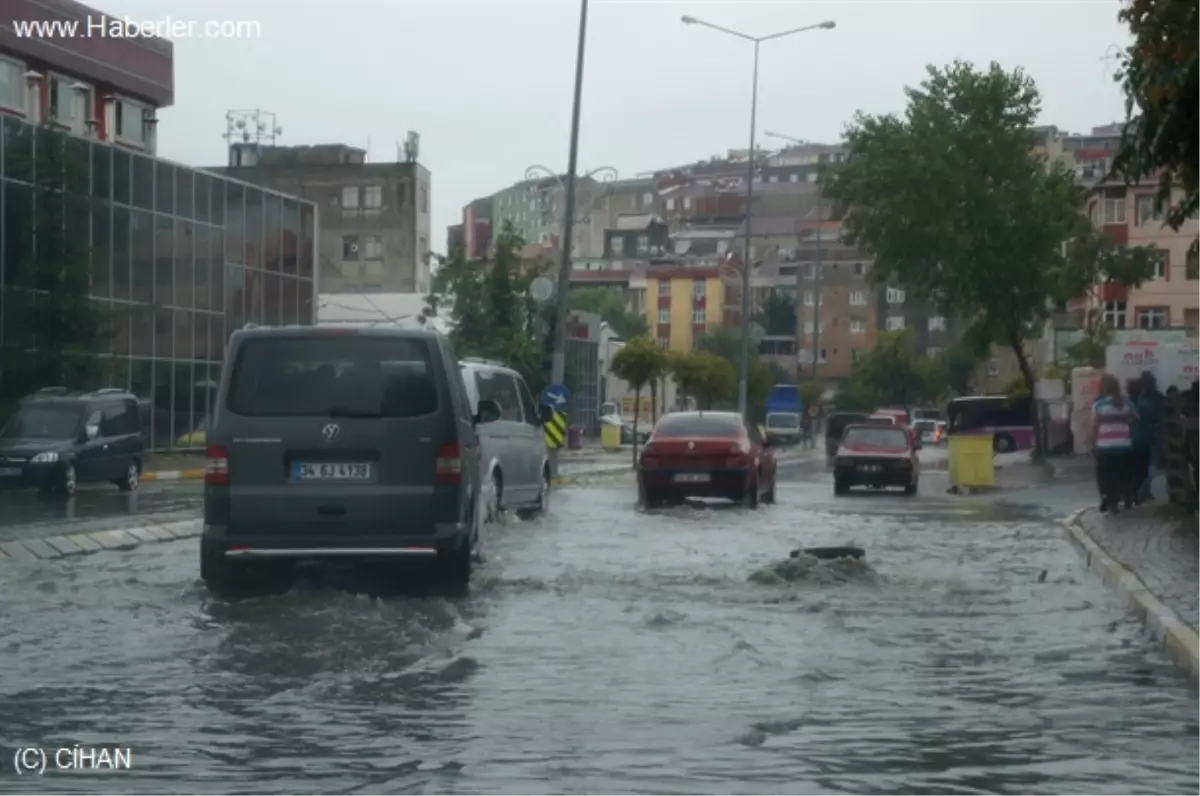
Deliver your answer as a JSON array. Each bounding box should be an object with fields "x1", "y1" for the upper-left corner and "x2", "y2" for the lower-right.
[{"x1": 0, "y1": 458, "x2": 1197, "y2": 794}]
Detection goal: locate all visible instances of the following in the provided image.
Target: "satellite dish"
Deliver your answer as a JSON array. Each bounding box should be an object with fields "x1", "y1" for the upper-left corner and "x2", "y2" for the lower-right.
[
  {"x1": 529, "y1": 276, "x2": 555, "y2": 303},
  {"x1": 749, "y1": 322, "x2": 767, "y2": 342}
]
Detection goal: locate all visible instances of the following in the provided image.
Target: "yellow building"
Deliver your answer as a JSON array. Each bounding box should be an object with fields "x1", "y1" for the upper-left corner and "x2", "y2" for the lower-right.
[{"x1": 643, "y1": 269, "x2": 730, "y2": 352}]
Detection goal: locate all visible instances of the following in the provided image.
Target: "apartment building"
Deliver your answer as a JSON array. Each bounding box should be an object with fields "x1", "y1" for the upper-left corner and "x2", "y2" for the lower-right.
[
  {"x1": 212, "y1": 142, "x2": 431, "y2": 294},
  {"x1": 794, "y1": 229, "x2": 878, "y2": 382}
]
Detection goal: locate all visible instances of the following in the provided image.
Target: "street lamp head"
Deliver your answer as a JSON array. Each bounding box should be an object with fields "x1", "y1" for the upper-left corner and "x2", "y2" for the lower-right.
[
  {"x1": 681, "y1": 15, "x2": 697, "y2": 24},
  {"x1": 819, "y1": 20, "x2": 836, "y2": 29}
]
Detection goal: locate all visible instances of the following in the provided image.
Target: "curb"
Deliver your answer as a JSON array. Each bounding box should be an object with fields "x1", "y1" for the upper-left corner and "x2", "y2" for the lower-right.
[
  {"x1": 0, "y1": 519, "x2": 201, "y2": 564},
  {"x1": 1061, "y1": 508, "x2": 1199, "y2": 682},
  {"x1": 141, "y1": 468, "x2": 205, "y2": 482}
]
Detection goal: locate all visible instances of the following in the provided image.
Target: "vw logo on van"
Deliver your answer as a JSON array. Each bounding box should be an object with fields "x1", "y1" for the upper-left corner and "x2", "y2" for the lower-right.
[{"x1": 322, "y1": 423, "x2": 341, "y2": 443}]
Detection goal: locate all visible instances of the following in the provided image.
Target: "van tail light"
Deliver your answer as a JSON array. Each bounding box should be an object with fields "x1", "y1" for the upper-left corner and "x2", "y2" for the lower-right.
[
  {"x1": 205, "y1": 445, "x2": 229, "y2": 485},
  {"x1": 435, "y1": 442, "x2": 462, "y2": 484}
]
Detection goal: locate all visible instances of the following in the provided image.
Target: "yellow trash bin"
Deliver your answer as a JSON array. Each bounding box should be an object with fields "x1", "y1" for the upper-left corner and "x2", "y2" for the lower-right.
[
  {"x1": 600, "y1": 424, "x2": 622, "y2": 452},
  {"x1": 948, "y1": 433, "x2": 995, "y2": 489}
]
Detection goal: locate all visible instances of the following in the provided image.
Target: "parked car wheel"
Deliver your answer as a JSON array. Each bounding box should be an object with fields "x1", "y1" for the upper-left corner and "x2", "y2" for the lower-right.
[
  {"x1": 742, "y1": 476, "x2": 760, "y2": 509},
  {"x1": 834, "y1": 477, "x2": 850, "y2": 496},
  {"x1": 116, "y1": 460, "x2": 141, "y2": 492},
  {"x1": 904, "y1": 480, "x2": 918, "y2": 496},
  {"x1": 994, "y1": 433, "x2": 1015, "y2": 453},
  {"x1": 518, "y1": 466, "x2": 551, "y2": 520}
]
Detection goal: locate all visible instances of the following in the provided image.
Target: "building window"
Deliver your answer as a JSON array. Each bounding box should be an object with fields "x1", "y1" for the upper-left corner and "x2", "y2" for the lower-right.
[
  {"x1": 928, "y1": 315, "x2": 946, "y2": 331},
  {"x1": 886, "y1": 286, "x2": 906, "y2": 304},
  {"x1": 853, "y1": 262, "x2": 865, "y2": 276},
  {"x1": 683, "y1": 196, "x2": 693, "y2": 210},
  {"x1": 1149, "y1": 249, "x2": 1167, "y2": 279},
  {"x1": 692, "y1": 309, "x2": 706, "y2": 325},
  {"x1": 665, "y1": 198, "x2": 676, "y2": 211},
  {"x1": 114, "y1": 99, "x2": 147, "y2": 144},
  {"x1": 1185, "y1": 308, "x2": 1199, "y2": 333},
  {"x1": 420, "y1": 183, "x2": 429, "y2": 214},
  {"x1": 849, "y1": 291, "x2": 867, "y2": 306},
  {"x1": 642, "y1": 192, "x2": 653, "y2": 207},
  {"x1": 1103, "y1": 197, "x2": 1126, "y2": 224},
  {"x1": 886, "y1": 315, "x2": 905, "y2": 331},
  {"x1": 803, "y1": 321, "x2": 824, "y2": 334},
  {"x1": 637, "y1": 235, "x2": 649, "y2": 254},
  {"x1": 658, "y1": 335, "x2": 670, "y2": 347},
  {"x1": 803, "y1": 291, "x2": 822, "y2": 307},
  {"x1": 851, "y1": 349, "x2": 862, "y2": 363},
  {"x1": 850, "y1": 320, "x2": 865, "y2": 334},
  {"x1": 611, "y1": 236, "x2": 627, "y2": 255},
  {"x1": 926, "y1": 346, "x2": 943, "y2": 359},
  {"x1": 1137, "y1": 307, "x2": 1168, "y2": 329},
  {"x1": 658, "y1": 309, "x2": 670, "y2": 324},
  {"x1": 342, "y1": 235, "x2": 360, "y2": 261},
  {"x1": 341, "y1": 186, "x2": 359, "y2": 209},
  {"x1": 692, "y1": 279, "x2": 705, "y2": 299},
  {"x1": 49, "y1": 74, "x2": 88, "y2": 126},
  {"x1": 0, "y1": 56, "x2": 24, "y2": 112},
  {"x1": 790, "y1": 174, "x2": 799, "y2": 183},
  {"x1": 363, "y1": 235, "x2": 383, "y2": 260},
  {"x1": 658, "y1": 281, "x2": 671, "y2": 297},
  {"x1": 987, "y1": 358, "x2": 1001, "y2": 377},
  {"x1": 1103, "y1": 300, "x2": 1127, "y2": 329},
  {"x1": 1137, "y1": 195, "x2": 1164, "y2": 226},
  {"x1": 818, "y1": 349, "x2": 827, "y2": 363},
  {"x1": 363, "y1": 185, "x2": 383, "y2": 208}
]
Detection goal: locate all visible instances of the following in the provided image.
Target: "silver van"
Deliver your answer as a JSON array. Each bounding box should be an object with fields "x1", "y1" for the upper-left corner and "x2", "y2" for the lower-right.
[
  {"x1": 200, "y1": 326, "x2": 502, "y2": 596},
  {"x1": 458, "y1": 358, "x2": 552, "y2": 521}
]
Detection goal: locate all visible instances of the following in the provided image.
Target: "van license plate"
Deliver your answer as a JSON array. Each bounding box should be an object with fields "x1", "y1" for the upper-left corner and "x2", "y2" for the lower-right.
[
  {"x1": 293, "y1": 462, "x2": 372, "y2": 481},
  {"x1": 674, "y1": 473, "x2": 711, "y2": 483}
]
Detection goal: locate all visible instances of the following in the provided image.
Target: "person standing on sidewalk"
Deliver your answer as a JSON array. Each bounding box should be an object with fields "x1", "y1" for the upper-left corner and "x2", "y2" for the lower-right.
[
  {"x1": 1093, "y1": 373, "x2": 1139, "y2": 514},
  {"x1": 1135, "y1": 370, "x2": 1164, "y2": 501}
]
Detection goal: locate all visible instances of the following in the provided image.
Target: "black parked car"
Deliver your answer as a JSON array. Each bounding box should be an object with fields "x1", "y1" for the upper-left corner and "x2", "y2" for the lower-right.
[{"x1": 0, "y1": 387, "x2": 146, "y2": 497}]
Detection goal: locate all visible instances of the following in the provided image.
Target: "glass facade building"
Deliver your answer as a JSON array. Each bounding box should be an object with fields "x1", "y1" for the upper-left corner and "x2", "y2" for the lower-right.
[{"x1": 0, "y1": 116, "x2": 319, "y2": 450}]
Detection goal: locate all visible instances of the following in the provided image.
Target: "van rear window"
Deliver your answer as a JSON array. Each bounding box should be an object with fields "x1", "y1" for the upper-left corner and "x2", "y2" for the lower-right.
[{"x1": 226, "y1": 337, "x2": 439, "y2": 418}]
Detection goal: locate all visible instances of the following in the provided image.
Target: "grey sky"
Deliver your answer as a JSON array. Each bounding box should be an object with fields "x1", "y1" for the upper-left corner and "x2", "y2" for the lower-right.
[{"x1": 106, "y1": 1, "x2": 1131, "y2": 256}]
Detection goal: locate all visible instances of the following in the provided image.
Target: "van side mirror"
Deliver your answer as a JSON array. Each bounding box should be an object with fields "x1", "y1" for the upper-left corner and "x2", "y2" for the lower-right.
[
  {"x1": 475, "y1": 399, "x2": 502, "y2": 425},
  {"x1": 536, "y1": 403, "x2": 553, "y2": 425}
]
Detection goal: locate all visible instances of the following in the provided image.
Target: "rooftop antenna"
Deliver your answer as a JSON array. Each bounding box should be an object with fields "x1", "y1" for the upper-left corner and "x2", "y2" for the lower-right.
[{"x1": 223, "y1": 109, "x2": 283, "y2": 167}]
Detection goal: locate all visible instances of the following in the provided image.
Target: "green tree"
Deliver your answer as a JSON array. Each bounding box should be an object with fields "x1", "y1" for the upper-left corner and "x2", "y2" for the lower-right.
[
  {"x1": 1113, "y1": 0, "x2": 1198, "y2": 239},
  {"x1": 939, "y1": 342, "x2": 984, "y2": 397},
  {"x1": 610, "y1": 336, "x2": 669, "y2": 463},
  {"x1": 822, "y1": 60, "x2": 1158, "y2": 459},
  {"x1": 753, "y1": 289, "x2": 797, "y2": 336},
  {"x1": 798, "y1": 381, "x2": 825, "y2": 410},
  {"x1": 425, "y1": 222, "x2": 553, "y2": 393},
  {"x1": 0, "y1": 123, "x2": 112, "y2": 414},
  {"x1": 669, "y1": 350, "x2": 737, "y2": 411},
  {"x1": 694, "y1": 324, "x2": 774, "y2": 415},
  {"x1": 568, "y1": 285, "x2": 648, "y2": 340},
  {"x1": 1063, "y1": 309, "x2": 1114, "y2": 369}
]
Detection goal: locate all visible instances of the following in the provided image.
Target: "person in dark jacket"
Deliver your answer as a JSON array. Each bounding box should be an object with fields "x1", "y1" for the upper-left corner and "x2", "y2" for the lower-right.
[{"x1": 1135, "y1": 371, "x2": 1163, "y2": 501}]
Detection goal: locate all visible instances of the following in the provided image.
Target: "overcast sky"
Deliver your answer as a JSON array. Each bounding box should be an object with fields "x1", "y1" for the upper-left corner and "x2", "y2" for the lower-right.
[{"x1": 104, "y1": 0, "x2": 1132, "y2": 253}]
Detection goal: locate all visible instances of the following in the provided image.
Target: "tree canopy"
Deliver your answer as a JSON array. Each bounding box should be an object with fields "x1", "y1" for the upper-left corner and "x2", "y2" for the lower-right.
[
  {"x1": 694, "y1": 325, "x2": 776, "y2": 419},
  {"x1": 610, "y1": 336, "x2": 669, "y2": 460},
  {"x1": 568, "y1": 286, "x2": 648, "y2": 340},
  {"x1": 822, "y1": 60, "x2": 1158, "y2": 454},
  {"x1": 834, "y1": 329, "x2": 946, "y2": 412},
  {"x1": 1113, "y1": 0, "x2": 1198, "y2": 232},
  {"x1": 754, "y1": 289, "x2": 797, "y2": 337},
  {"x1": 425, "y1": 222, "x2": 552, "y2": 394},
  {"x1": 669, "y1": 350, "x2": 738, "y2": 410}
]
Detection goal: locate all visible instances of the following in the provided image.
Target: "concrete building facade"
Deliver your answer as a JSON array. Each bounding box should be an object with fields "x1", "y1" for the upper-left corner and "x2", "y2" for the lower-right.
[{"x1": 212, "y1": 142, "x2": 431, "y2": 294}]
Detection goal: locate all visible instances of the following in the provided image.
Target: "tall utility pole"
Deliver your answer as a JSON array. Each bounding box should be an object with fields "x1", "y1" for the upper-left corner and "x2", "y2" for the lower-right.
[
  {"x1": 811, "y1": 189, "x2": 823, "y2": 380},
  {"x1": 681, "y1": 15, "x2": 836, "y2": 417},
  {"x1": 547, "y1": 0, "x2": 589, "y2": 478}
]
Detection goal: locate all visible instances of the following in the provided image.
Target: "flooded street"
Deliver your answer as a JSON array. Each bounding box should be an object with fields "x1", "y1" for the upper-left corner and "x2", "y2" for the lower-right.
[{"x1": 1, "y1": 465, "x2": 1196, "y2": 794}]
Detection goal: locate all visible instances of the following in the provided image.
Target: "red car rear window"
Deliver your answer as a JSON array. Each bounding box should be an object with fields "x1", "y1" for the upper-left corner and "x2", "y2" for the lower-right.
[
  {"x1": 843, "y1": 427, "x2": 909, "y2": 449},
  {"x1": 654, "y1": 414, "x2": 743, "y2": 438}
]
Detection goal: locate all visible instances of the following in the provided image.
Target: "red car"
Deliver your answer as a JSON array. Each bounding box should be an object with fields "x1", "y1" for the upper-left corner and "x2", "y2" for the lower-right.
[
  {"x1": 638, "y1": 411, "x2": 777, "y2": 508},
  {"x1": 833, "y1": 423, "x2": 919, "y2": 496}
]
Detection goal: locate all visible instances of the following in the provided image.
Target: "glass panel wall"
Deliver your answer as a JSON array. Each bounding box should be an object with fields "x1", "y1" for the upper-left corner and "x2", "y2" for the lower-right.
[{"x1": 0, "y1": 118, "x2": 317, "y2": 450}]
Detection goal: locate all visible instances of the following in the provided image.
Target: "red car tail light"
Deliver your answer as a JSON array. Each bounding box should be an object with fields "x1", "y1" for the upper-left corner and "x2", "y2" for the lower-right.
[
  {"x1": 205, "y1": 445, "x2": 229, "y2": 485},
  {"x1": 435, "y1": 442, "x2": 462, "y2": 484}
]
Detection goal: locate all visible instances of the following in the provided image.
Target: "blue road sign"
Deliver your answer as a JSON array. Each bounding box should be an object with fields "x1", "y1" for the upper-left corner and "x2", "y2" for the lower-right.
[{"x1": 540, "y1": 383, "x2": 571, "y2": 410}]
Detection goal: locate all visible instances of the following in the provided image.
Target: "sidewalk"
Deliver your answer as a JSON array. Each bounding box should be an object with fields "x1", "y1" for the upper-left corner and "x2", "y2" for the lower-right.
[{"x1": 1063, "y1": 501, "x2": 1198, "y2": 681}]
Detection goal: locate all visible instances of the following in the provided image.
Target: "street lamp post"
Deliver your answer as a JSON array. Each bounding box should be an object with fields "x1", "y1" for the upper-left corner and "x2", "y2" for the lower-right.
[
  {"x1": 765, "y1": 129, "x2": 828, "y2": 382},
  {"x1": 524, "y1": 164, "x2": 619, "y2": 227},
  {"x1": 681, "y1": 15, "x2": 835, "y2": 417}
]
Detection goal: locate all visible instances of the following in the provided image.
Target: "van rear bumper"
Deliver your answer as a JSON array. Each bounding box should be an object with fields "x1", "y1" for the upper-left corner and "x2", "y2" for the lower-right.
[{"x1": 202, "y1": 522, "x2": 469, "y2": 559}]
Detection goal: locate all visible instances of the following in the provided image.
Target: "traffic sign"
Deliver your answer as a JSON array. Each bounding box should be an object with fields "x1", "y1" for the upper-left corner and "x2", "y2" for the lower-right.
[
  {"x1": 540, "y1": 383, "x2": 571, "y2": 410},
  {"x1": 543, "y1": 410, "x2": 567, "y2": 449}
]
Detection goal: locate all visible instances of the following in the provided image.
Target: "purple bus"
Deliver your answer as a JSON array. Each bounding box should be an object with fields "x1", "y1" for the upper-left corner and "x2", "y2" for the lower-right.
[{"x1": 946, "y1": 395, "x2": 1035, "y2": 453}]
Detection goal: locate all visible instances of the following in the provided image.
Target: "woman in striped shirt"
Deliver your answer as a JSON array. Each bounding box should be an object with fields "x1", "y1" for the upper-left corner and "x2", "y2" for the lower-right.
[{"x1": 1092, "y1": 373, "x2": 1139, "y2": 514}]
